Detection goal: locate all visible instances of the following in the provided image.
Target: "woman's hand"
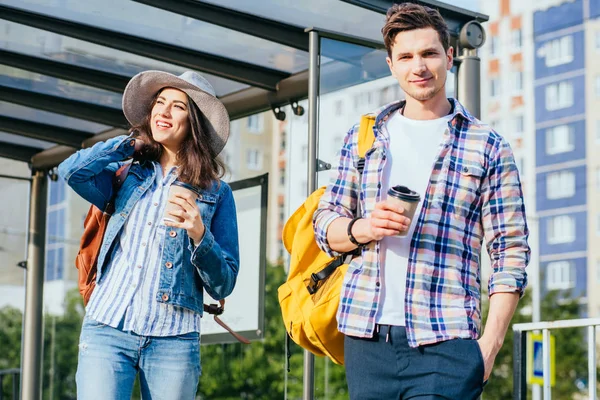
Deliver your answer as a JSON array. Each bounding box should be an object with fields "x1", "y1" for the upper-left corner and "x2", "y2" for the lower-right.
[{"x1": 164, "y1": 192, "x2": 205, "y2": 244}]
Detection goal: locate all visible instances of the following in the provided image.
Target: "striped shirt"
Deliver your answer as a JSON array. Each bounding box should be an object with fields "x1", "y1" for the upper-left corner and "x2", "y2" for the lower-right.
[
  {"x1": 87, "y1": 162, "x2": 201, "y2": 336},
  {"x1": 313, "y1": 99, "x2": 530, "y2": 347}
]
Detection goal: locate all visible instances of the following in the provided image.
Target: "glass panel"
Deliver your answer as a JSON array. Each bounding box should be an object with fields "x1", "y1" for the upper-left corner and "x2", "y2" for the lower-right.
[
  {"x1": 316, "y1": 38, "x2": 393, "y2": 187},
  {"x1": 1, "y1": 65, "x2": 122, "y2": 109},
  {"x1": 0, "y1": 131, "x2": 55, "y2": 149},
  {"x1": 200, "y1": 0, "x2": 481, "y2": 43},
  {"x1": 315, "y1": 38, "x2": 457, "y2": 187},
  {"x1": 0, "y1": 20, "x2": 248, "y2": 97},
  {"x1": 0, "y1": 101, "x2": 110, "y2": 133},
  {"x1": 200, "y1": 0, "x2": 386, "y2": 42},
  {"x1": 0, "y1": 163, "x2": 30, "y2": 392},
  {"x1": 4, "y1": 0, "x2": 308, "y2": 73},
  {"x1": 220, "y1": 110, "x2": 274, "y2": 183}
]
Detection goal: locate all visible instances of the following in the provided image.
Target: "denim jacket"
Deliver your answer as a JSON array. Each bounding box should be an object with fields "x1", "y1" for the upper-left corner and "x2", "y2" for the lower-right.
[{"x1": 58, "y1": 135, "x2": 240, "y2": 315}]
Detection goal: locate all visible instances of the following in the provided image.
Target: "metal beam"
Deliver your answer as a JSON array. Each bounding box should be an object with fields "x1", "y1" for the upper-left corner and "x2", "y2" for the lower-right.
[
  {"x1": 0, "y1": 115, "x2": 94, "y2": 148},
  {"x1": 0, "y1": 49, "x2": 130, "y2": 93},
  {"x1": 0, "y1": 4, "x2": 289, "y2": 91},
  {"x1": 0, "y1": 141, "x2": 42, "y2": 163},
  {"x1": 340, "y1": 0, "x2": 489, "y2": 34},
  {"x1": 0, "y1": 86, "x2": 127, "y2": 127},
  {"x1": 133, "y1": 0, "x2": 308, "y2": 51}
]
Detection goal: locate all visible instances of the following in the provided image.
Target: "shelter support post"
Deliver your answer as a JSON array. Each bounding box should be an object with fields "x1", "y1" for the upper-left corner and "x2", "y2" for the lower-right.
[
  {"x1": 20, "y1": 170, "x2": 48, "y2": 400},
  {"x1": 303, "y1": 29, "x2": 320, "y2": 400},
  {"x1": 456, "y1": 49, "x2": 481, "y2": 119}
]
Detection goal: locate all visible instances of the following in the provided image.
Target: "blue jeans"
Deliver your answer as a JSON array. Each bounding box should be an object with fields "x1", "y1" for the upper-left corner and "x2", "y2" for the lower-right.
[
  {"x1": 76, "y1": 317, "x2": 201, "y2": 400},
  {"x1": 344, "y1": 325, "x2": 485, "y2": 400}
]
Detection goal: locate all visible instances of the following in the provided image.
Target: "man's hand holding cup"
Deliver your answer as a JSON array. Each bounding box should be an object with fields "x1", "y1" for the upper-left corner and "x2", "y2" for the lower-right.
[{"x1": 356, "y1": 185, "x2": 421, "y2": 242}]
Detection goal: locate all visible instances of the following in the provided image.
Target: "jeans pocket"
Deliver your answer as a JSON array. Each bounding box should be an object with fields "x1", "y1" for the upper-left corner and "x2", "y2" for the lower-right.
[{"x1": 471, "y1": 340, "x2": 486, "y2": 385}]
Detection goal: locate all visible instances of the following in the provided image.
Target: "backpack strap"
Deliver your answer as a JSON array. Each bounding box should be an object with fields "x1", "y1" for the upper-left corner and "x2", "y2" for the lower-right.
[
  {"x1": 306, "y1": 115, "x2": 377, "y2": 296},
  {"x1": 355, "y1": 114, "x2": 376, "y2": 174}
]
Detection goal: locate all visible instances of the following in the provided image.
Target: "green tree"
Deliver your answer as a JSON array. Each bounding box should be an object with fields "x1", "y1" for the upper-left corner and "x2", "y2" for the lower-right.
[
  {"x1": 42, "y1": 289, "x2": 85, "y2": 400},
  {"x1": 481, "y1": 290, "x2": 587, "y2": 399},
  {"x1": 0, "y1": 306, "x2": 23, "y2": 398},
  {"x1": 198, "y1": 263, "x2": 348, "y2": 400}
]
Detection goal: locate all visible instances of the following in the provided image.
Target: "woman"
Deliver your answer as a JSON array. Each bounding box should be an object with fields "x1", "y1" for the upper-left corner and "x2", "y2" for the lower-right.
[{"x1": 58, "y1": 71, "x2": 239, "y2": 400}]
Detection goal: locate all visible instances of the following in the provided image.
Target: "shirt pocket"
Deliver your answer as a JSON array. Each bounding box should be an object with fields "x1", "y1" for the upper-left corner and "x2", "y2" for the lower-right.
[
  {"x1": 432, "y1": 159, "x2": 485, "y2": 219},
  {"x1": 195, "y1": 193, "x2": 217, "y2": 226}
]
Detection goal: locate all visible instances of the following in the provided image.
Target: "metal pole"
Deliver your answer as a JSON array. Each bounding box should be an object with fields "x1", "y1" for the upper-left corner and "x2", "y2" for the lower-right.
[
  {"x1": 12, "y1": 373, "x2": 18, "y2": 400},
  {"x1": 531, "y1": 216, "x2": 541, "y2": 400},
  {"x1": 20, "y1": 170, "x2": 48, "y2": 400},
  {"x1": 456, "y1": 49, "x2": 481, "y2": 119},
  {"x1": 588, "y1": 326, "x2": 597, "y2": 400},
  {"x1": 542, "y1": 329, "x2": 551, "y2": 399},
  {"x1": 513, "y1": 329, "x2": 527, "y2": 400},
  {"x1": 303, "y1": 29, "x2": 320, "y2": 400}
]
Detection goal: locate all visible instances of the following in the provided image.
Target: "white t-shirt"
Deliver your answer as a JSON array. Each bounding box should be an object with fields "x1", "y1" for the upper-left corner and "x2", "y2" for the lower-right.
[{"x1": 375, "y1": 111, "x2": 452, "y2": 326}]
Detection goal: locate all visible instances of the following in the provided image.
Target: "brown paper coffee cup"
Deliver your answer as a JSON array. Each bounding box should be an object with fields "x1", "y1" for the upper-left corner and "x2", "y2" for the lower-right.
[
  {"x1": 387, "y1": 185, "x2": 421, "y2": 237},
  {"x1": 163, "y1": 181, "x2": 199, "y2": 223}
]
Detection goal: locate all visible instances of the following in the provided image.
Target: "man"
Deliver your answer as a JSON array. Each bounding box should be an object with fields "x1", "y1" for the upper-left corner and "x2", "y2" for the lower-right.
[{"x1": 313, "y1": 3, "x2": 529, "y2": 399}]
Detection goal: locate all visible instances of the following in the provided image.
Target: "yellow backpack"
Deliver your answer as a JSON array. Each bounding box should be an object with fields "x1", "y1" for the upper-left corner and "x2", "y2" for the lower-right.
[{"x1": 278, "y1": 115, "x2": 376, "y2": 365}]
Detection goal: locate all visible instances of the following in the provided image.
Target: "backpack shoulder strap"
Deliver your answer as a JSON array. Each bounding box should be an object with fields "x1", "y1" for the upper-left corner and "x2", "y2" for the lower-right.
[
  {"x1": 355, "y1": 114, "x2": 376, "y2": 174},
  {"x1": 113, "y1": 162, "x2": 132, "y2": 189},
  {"x1": 357, "y1": 114, "x2": 376, "y2": 159}
]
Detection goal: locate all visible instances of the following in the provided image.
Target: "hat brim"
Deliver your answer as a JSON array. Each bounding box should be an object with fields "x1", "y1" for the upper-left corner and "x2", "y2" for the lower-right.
[{"x1": 122, "y1": 71, "x2": 230, "y2": 155}]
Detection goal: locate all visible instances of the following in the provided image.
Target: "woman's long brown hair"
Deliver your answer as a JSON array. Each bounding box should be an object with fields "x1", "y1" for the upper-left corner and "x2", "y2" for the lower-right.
[{"x1": 130, "y1": 89, "x2": 226, "y2": 189}]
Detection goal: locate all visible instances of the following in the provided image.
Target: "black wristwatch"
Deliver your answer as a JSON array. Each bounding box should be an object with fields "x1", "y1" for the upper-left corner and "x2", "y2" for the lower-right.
[{"x1": 347, "y1": 217, "x2": 369, "y2": 247}]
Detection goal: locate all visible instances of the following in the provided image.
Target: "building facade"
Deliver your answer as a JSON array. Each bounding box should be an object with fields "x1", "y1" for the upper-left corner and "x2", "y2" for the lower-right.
[{"x1": 481, "y1": 0, "x2": 600, "y2": 316}]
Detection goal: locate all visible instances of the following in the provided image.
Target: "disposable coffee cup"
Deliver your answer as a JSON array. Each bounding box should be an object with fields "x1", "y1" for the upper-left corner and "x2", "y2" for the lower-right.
[
  {"x1": 387, "y1": 185, "x2": 421, "y2": 237},
  {"x1": 163, "y1": 181, "x2": 199, "y2": 223}
]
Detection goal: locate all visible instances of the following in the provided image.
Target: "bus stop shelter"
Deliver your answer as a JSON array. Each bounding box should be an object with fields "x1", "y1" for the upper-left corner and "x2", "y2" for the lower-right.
[{"x1": 0, "y1": 1, "x2": 487, "y2": 398}]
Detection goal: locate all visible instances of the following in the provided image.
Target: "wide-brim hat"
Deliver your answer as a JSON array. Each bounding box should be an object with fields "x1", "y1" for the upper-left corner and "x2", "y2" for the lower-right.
[{"x1": 122, "y1": 70, "x2": 230, "y2": 155}]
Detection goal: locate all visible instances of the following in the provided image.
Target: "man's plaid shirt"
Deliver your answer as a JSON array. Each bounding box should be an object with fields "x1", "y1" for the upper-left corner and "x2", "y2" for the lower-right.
[{"x1": 313, "y1": 99, "x2": 530, "y2": 347}]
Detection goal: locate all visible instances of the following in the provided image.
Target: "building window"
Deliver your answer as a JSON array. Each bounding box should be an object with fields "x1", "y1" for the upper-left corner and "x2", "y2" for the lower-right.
[
  {"x1": 596, "y1": 167, "x2": 600, "y2": 190},
  {"x1": 547, "y1": 215, "x2": 575, "y2": 244},
  {"x1": 512, "y1": 29, "x2": 522, "y2": 49},
  {"x1": 596, "y1": 31, "x2": 600, "y2": 52},
  {"x1": 49, "y1": 179, "x2": 66, "y2": 206},
  {"x1": 45, "y1": 246, "x2": 65, "y2": 282},
  {"x1": 247, "y1": 114, "x2": 263, "y2": 133},
  {"x1": 596, "y1": 259, "x2": 600, "y2": 284},
  {"x1": 246, "y1": 148, "x2": 263, "y2": 170},
  {"x1": 512, "y1": 71, "x2": 523, "y2": 93},
  {"x1": 547, "y1": 261, "x2": 575, "y2": 290},
  {"x1": 546, "y1": 125, "x2": 574, "y2": 154},
  {"x1": 280, "y1": 133, "x2": 286, "y2": 151},
  {"x1": 547, "y1": 171, "x2": 575, "y2": 199},
  {"x1": 597, "y1": 121, "x2": 600, "y2": 144},
  {"x1": 596, "y1": 76, "x2": 600, "y2": 98},
  {"x1": 491, "y1": 78, "x2": 501, "y2": 97},
  {"x1": 597, "y1": 213, "x2": 600, "y2": 236},
  {"x1": 545, "y1": 81, "x2": 573, "y2": 111},
  {"x1": 514, "y1": 115, "x2": 524, "y2": 138},
  {"x1": 544, "y1": 35, "x2": 573, "y2": 67},
  {"x1": 490, "y1": 36, "x2": 499, "y2": 55}
]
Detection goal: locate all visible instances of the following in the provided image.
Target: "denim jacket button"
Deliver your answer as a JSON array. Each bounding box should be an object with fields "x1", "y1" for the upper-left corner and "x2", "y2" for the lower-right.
[
  {"x1": 169, "y1": 231, "x2": 177, "y2": 238},
  {"x1": 161, "y1": 293, "x2": 169, "y2": 301},
  {"x1": 463, "y1": 166, "x2": 469, "y2": 173},
  {"x1": 165, "y1": 262, "x2": 173, "y2": 269}
]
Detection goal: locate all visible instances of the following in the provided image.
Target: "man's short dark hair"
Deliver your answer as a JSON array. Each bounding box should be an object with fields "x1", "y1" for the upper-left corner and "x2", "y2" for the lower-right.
[{"x1": 382, "y1": 3, "x2": 450, "y2": 58}]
